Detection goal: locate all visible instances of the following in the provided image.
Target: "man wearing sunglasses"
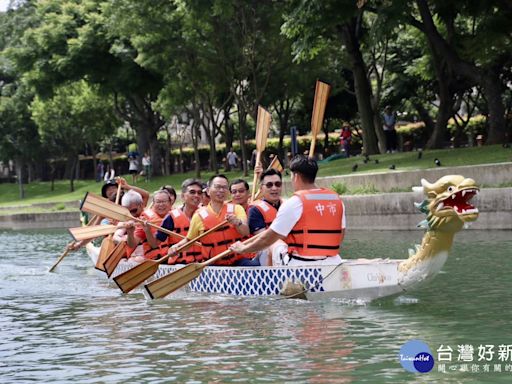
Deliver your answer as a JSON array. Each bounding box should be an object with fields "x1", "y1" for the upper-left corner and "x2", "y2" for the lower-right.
[
  {"x1": 230, "y1": 155, "x2": 345, "y2": 266},
  {"x1": 147, "y1": 179, "x2": 204, "y2": 264},
  {"x1": 245, "y1": 168, "x2": 284, "y2": 266}
]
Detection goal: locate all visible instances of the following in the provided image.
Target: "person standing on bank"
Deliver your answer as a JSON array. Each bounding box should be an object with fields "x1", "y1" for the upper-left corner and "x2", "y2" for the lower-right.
[
  {"x1": 226, "y1": 147, "x2": 239, "y2": 171},
  {"x1": 142, "y1": 152, "x2": 151, "y2": 182},
  {"x1": 382, "y1": 105, "x2": 398, "y2": 153},
  {"x1": 230, "y1": 155, "x2": 346, "y2": 266},
  {"x1": 128, "y1": 154, "x2": 139, "y2": 184}
]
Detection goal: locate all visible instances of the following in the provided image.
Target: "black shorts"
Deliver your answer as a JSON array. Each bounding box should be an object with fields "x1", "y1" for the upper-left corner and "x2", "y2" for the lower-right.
[{"x1": 129, "y1": 169, "x2": 138, "y2": 175}]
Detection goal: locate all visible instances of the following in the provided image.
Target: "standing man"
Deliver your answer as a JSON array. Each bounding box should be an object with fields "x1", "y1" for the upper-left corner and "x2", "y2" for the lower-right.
[
  {"x1": 226, "y1": 147, "x2": 239, "y2": 171},
  {"x1": 382, "y1": 105, "x2": 397, "y2": 153},
  {"x1": 230, "y1": 179, "x2": 251, "y2": 213},
  {"x1": 170, "y1": 174, "x2": 251, "y2": 265},
  {"x1": 230, "y1": 155, "x2": 346, "y2": 266}
]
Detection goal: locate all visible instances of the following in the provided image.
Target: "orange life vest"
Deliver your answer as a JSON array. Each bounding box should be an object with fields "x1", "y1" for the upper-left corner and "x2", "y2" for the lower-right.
[
  {"x1": 166, "y1": 208, "x2": 205, "y2": 264},
  {"x1": 139, "y1": 208, "x2": 168, "y2": 260},
  {"x1": 251, "y1": 199, "x2": 280, "y2": 229},
  {"x1": 197, "y1": 203, "x2": 251, "y2": 265},
  {"x1": 285, "y1": 189, "x2": 344, "y2": 257}
]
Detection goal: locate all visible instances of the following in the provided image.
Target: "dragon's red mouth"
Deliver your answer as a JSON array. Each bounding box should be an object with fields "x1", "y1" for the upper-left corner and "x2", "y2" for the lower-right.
[{"x1": 436, "y1": 188, "x2": 478, "y2": 214}]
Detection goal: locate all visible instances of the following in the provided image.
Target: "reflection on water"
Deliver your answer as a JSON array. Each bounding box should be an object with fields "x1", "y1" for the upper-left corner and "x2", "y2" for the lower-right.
[{"x1": 0, "y1": 229, "x2": 511, "y2": 383}]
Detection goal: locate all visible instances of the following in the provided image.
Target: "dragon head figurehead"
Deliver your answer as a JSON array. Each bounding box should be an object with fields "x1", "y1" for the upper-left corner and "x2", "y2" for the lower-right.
[
  {"x1": 399, "y1": 175, "x2": 479, "y2": 277},
  {"x1": 418, "y1": 175, "x2": 479, "y2": 232}
]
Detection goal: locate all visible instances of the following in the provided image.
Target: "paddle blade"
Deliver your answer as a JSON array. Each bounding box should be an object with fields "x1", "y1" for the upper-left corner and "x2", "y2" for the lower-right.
[
  {"x1": 80, "y1": 192, "x2": 131, "y2": 222},
  {"x1": 113, "y1": 260, "x2": 160, "y2": 294},
  {"x1": 103, "y1": 241, "x2": 127, "y2": 278},
  {"x1": 68, "y1": 224, "x2": 117, "y2": 241},
  {"x1": 95, "y1": 236, "x2": 114, "y2": 272},
  {"x1": 144, "y1": 264, "x2": 204, "y2": 299},
  {"x1": 309, "y1": 80, "x2": 331, "y2": 157},
  {"x1": 255, "y1": 106, "x2": 271, "y2": 151}
]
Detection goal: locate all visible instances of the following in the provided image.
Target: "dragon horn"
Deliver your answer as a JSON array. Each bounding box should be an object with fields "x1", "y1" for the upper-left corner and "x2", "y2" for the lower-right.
[{"x1": 420, "y1": 178, "x2": 434, "y2": 191}]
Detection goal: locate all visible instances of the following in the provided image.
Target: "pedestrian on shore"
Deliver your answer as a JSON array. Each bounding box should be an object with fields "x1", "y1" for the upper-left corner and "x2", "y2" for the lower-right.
[
  {"x1": 382, "y1": 105, "x2": 398, "y2": 153},
  {"x1": 142, "y1": 152, "x2": 151, "y2": 182},
  {"x1": 226, "y1": 147, "x2": 239, "y2": 171}
]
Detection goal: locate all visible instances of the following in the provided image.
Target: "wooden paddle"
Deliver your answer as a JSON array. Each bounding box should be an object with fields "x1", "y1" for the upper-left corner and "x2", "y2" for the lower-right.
[
  {"x1": 80, "y1": 192, "x2": 199, "y2": 245},
  {"x1": 49, "y1": 213, "x2": 98, "y2": 273},
  {"x1": 68, "y1": 224, "x2": 118, "y2": 241},
  {"x1": 144, "y1": 233, "x2": 263, "y2": 300},
  {"x1": 48, "y1": 244, "x2": 73, "y2": 273},
  {"x1": 250, "y1": 106, "x2": 272, "y2": 201},
  {"x1": 95, "y1": 182, "x2": 123, "y2": 272},
  {"x1": 309, "y1": 80, "x2": 331, "y2": 158},
  {"x1": 113, "y1": 220, "x2": 228, "y2": 294},
  {"x1": 103, "y1": 241, "x2": 128, "y2": 278}
]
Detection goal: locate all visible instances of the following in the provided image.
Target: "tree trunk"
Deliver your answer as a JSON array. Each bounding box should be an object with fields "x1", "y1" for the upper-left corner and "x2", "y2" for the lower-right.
[
  {"x1": 238, "y1": 108, "x2": 249, "y2": 177},
  {"x1": 339, "y1": 18, "x2": 380, "y2": 155},
  {"x1": 15, "y1": 158, "x2": 24, "y2": 199},
  {"x1": 427, "y1": 82, "x2": 453, "y2": 149},
  {"x1": 192, "y1": 122, "x2": 201, "y2": 178},
  {"x1": 415, "y1": 0, "x2": 507, "y2": 144},
  {"x1": 481, "y1": 70, "x2": 506, "y2": 144}
]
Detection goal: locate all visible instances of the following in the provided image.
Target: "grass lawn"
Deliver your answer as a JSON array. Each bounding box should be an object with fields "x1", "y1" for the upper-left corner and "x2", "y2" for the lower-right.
[{"x1": 0, "y1": 144, "x2": 510, "y2": 208}]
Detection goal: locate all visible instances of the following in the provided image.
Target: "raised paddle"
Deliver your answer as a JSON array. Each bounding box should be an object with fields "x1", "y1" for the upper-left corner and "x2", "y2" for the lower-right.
[
  {"x1": 95, "y1": 182, "x2": 123, "y2": 271},
  {"x1": 250, "y1": 106, "x2": 272, "y2": 201},
  {"x1": 144, "y1": 233, "x2": 263, "y2": 300},
  {"x1": 113, "y1": 220, "x2": 228, "y2": 294},
  {"x1": 68, "y1": 224, "x2": 118, "y2": 241},
  {"x1": 103, "y1": 240, "x2": 127, "y2": 278},
  {"x1": 309, "y1": 80, "x2": 331, "y2": 158},
  {"x1": 80, "y1": 192, "x2": 199, "y2": 245}
]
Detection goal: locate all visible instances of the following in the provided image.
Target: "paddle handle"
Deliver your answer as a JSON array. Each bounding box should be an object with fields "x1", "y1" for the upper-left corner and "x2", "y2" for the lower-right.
[
  {"x1": 48, "y1": 243, "x2": 73, "y2": 272},
  {"x1": 114, "y1": 182, "x2": 122, "y2": 205},
  {"x1": 130, "y1": 217, "x2": 200, "y2": 246},
  {"x1": 250, "y1": 152, "x2": 262, "y2": 201}
]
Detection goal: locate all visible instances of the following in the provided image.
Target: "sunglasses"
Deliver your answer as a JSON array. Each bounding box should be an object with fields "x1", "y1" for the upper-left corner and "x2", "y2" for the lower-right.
[
  {"x1": 262, "y1": 181, "x2": 282, "y2": 188},
  {"x1": 129, "y1": 208, "x2": 139, "y2": 215},
  {"x1": 187, "y1": 189, "x2": 203, "y2": 195}
]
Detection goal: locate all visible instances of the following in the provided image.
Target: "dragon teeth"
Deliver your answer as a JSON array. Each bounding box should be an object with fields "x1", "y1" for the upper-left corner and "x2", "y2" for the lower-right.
[
  {"x1": 436, "y1": 202, "x2": 444, "y2": 212},
  {"x1": 452, "y1": 194, "x2": 456, "y2": 199},
  {"x1": 462, "y1": 190, "x2": 466, "y2": 197}
]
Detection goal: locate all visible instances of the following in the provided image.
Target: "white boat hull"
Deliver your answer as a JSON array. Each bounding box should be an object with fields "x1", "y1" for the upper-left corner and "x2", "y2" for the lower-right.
[{"x1": 86, "y1": 244, "x2": 417, "y2": 302}]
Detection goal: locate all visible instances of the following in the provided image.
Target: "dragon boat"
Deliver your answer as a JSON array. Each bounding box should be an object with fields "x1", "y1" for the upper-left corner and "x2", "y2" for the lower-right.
[{"x1": 86, "y1": 175, "x2": 479, "y2": 301}]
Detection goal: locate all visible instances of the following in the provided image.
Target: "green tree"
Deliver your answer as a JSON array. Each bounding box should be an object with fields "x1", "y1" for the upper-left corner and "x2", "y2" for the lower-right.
[{"x1": 31, "y1": 80, "x2": 117, "y2": 191}]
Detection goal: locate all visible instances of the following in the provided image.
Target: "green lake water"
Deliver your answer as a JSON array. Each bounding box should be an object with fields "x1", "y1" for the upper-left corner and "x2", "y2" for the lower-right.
[{"x1": 1, "y1": 229, "x2": 511, "y2": 383}]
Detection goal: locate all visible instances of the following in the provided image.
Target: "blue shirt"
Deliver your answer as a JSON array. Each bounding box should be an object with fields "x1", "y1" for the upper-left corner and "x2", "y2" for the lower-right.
[
  {"x1": 248, "y1": 200, "x2": 281, "y2": 234},
  {"x1": 155, "y1": 214, "x2": 175, "y2": 241}
]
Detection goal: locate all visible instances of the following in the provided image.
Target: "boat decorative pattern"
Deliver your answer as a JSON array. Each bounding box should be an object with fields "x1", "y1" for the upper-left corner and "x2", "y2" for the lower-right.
[
  {"x1": 114, "y1": 263, "x2": 325, "y2": 296},
  {"x1": 189, "y1": 267, "x2": 325, "y2": 296}
]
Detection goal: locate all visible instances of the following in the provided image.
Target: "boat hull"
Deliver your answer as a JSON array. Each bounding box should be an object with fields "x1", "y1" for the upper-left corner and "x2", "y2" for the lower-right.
[{"x1": 86, "y1": 244, "x2": 407, "y2": 301}]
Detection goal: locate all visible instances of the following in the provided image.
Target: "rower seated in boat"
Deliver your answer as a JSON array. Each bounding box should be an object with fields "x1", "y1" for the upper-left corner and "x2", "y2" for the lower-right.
[
  {"x1": 230, "y1": 155, "x2": 346, "y2": 266},
  {"x1": 148, "y1": 179, "x2": 204, "y2": 265},
  {"x1": 126, "y1": 189, "x2": 174, "y2": 261},
  {"x1": 169, "y1": 174, "x2": 253, "y2": 266},
  {"x1": 246, "y1": 168, "x2": 284, "y2": 266}
]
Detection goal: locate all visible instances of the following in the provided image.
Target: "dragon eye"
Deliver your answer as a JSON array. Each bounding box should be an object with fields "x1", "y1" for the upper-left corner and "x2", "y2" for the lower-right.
[{"x1": 447, "y1": 186, "x2": 455, "y2": 193}]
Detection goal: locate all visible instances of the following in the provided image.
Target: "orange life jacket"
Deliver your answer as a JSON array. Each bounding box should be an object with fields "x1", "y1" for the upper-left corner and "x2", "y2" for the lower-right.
[
  {"x1": 140, "y1": 209, "x2": 168, "y2": 260},
  {"x1": 285, "y1": 189, "x2": 344, "y2": 257},
  {"x1": 166, "y1": 208, "x2": 205, "y2": 264},
  {"x1": 251, "y1": 199, "x2": 280, "y2": 229},
  {"x1": 197, "y1": 203, "x2": 251, "y2": 265}
]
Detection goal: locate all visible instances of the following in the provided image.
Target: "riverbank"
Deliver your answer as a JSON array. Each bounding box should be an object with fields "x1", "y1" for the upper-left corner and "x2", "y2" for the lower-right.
[{"x1": 1, "y1": 162, "x2": 510, "y2": 231}]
